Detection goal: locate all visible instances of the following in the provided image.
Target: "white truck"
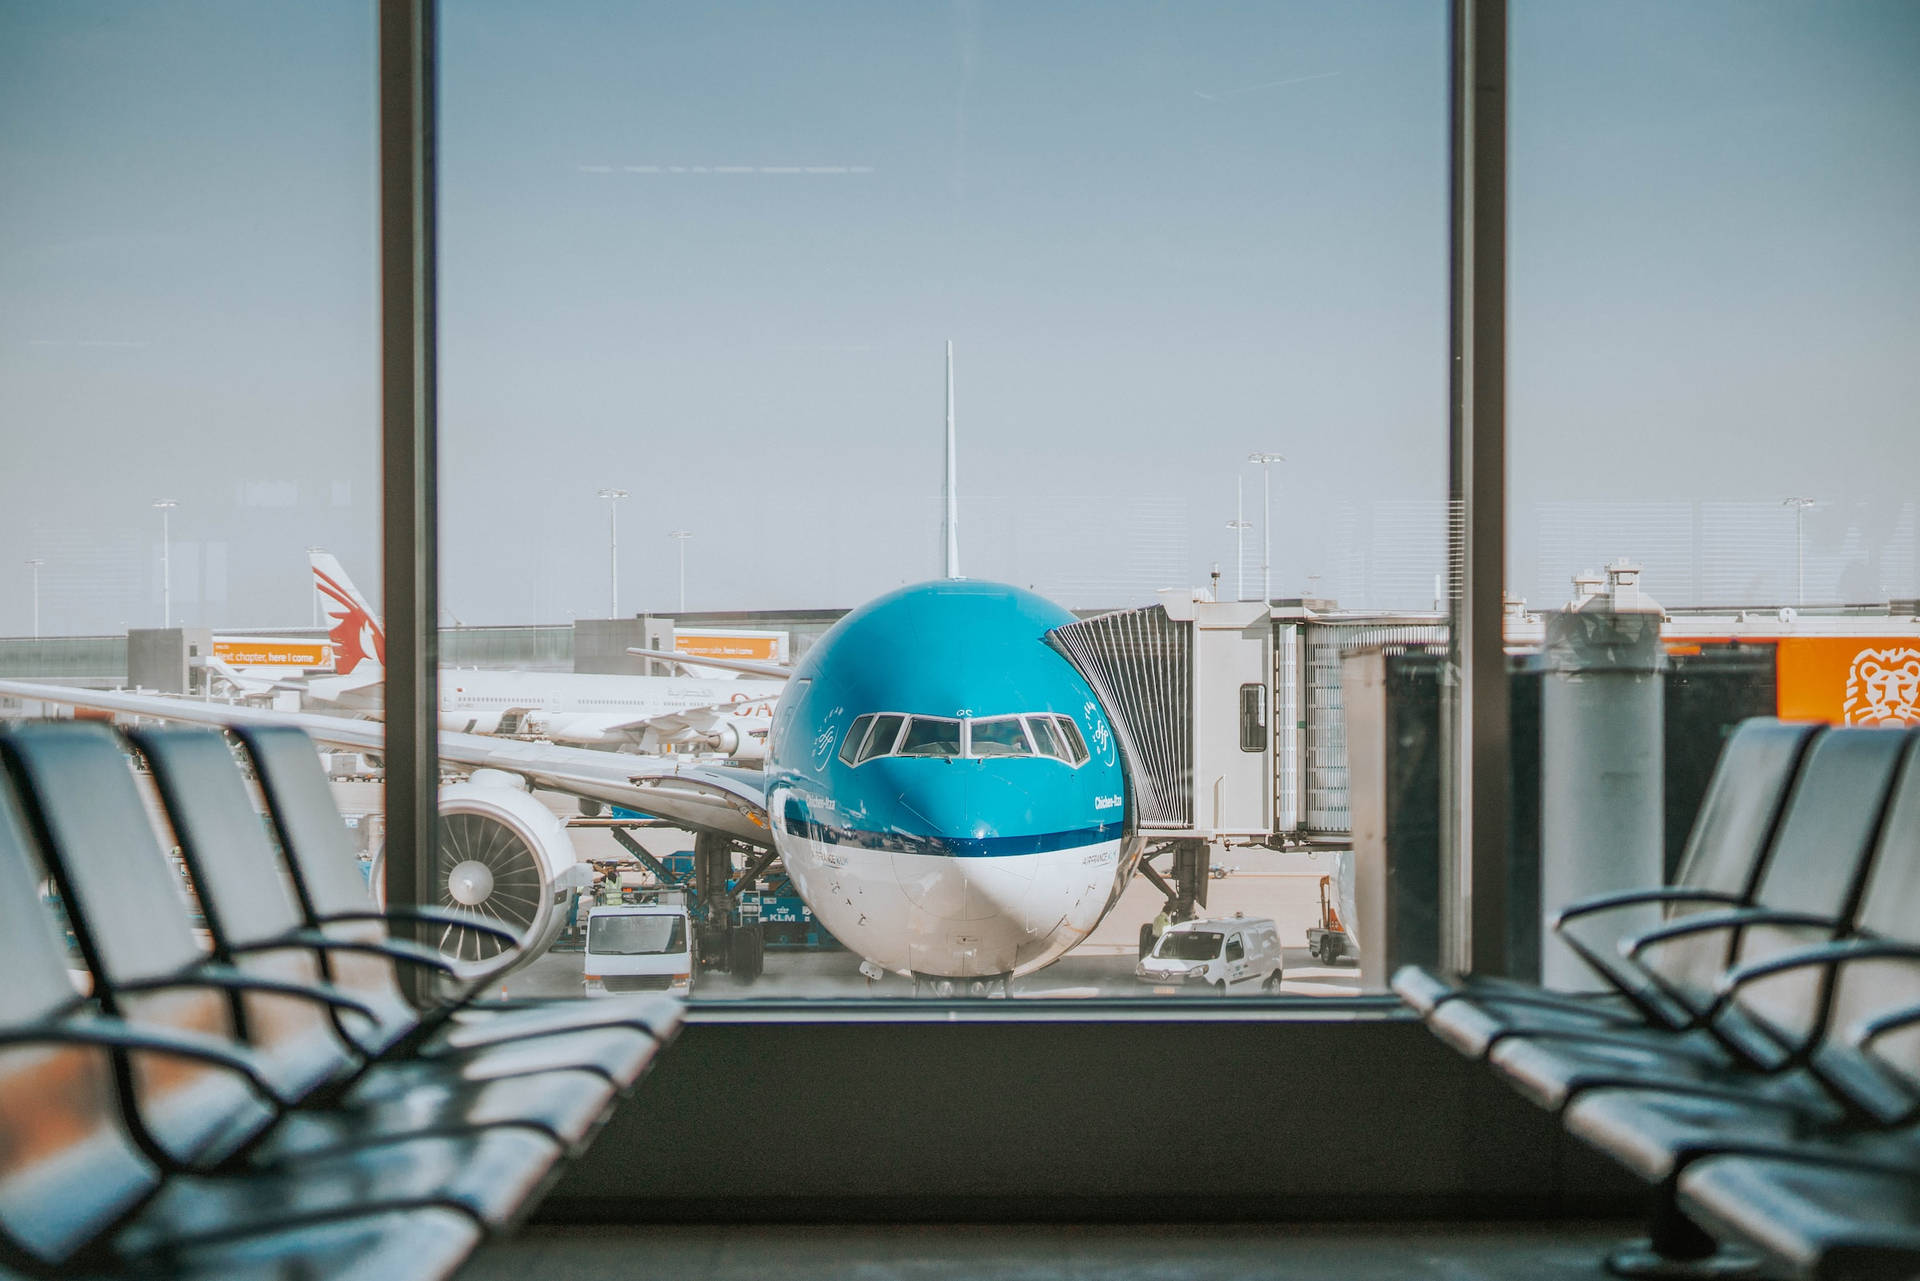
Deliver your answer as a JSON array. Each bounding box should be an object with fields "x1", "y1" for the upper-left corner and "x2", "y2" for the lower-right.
[{"x1": 582, "y1": 901, "x2": 694, "y2": 997}]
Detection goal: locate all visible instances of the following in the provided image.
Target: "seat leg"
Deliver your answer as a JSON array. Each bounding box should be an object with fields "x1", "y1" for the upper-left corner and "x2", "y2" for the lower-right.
[{"x1": 1603, "y1": 1186, "x2": 1764, "y2": 1279}]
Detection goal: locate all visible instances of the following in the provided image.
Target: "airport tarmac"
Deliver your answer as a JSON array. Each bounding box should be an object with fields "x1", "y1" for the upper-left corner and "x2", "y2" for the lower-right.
[{"x1": 330, "y1": 780, "x2": 1366, "y2": 1003}]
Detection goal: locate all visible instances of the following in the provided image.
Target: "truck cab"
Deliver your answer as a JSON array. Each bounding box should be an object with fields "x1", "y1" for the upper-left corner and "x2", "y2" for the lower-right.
[{"x1": 583, "y1": 901, "x2": 694, "y2": 997}]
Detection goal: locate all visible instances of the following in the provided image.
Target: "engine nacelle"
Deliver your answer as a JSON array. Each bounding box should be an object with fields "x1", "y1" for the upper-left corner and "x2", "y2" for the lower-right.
[
  {"x1": 707, "y1": 715, "x2": 769, "y2": 763},
  {"x1": 370, "y1": 768, "x2": 582, "y2": 981}
]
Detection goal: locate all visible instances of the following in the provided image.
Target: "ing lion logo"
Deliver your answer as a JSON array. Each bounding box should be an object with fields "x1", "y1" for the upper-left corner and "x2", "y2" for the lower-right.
[{"x1": 1842, "y1": 648, "x2": 1920, "y2": 726}]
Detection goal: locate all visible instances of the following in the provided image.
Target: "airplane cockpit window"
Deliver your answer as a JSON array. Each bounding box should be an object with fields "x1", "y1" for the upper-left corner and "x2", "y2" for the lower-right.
[
  {"x1": 896, "y1": 717, "x2": 964, "y2": 758},
  {"x1": 838, "y1": 714, "x2": 876, "y2": 767},
  {"x1": 1025, "y1": 715, "x2": 1063, "y2": 761},
  {"x1": 968, "y1": 716, "x2": 1033, "y2": 758},
  {"x1": 1051, "y1": 717, "x2": 1091, "y2": 767},
  {"x1": 857, "y1": 714, "x2": 906, "y2": 764}
]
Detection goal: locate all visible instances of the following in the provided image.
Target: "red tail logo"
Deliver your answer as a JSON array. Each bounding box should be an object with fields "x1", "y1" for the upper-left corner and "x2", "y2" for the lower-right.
[{"x1": 315, "y1": 569, "x2": 385, "y2": 675}]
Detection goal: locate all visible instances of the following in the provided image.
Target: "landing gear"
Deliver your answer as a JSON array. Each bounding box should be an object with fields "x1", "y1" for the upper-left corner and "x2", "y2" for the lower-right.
[
  {"x1": 729, "y1": 922, "x2": 765, "y2": 983},
  {"x1": 1138, "y1": 923, "x2": 1156, "y2": 959}
]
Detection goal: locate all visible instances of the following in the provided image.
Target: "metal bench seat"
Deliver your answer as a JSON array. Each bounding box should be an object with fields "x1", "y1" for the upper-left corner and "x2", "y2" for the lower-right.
[
  {"x1": 232, "y1": 724, "x2": 681, "y2": 1060},
  {"x1": 0, "y1": 723, "x2": 663, "y2": 1168},
  {"x1": 1395, "y1": 720, "x2": 1822, "y2": 1060},
  {"x1": 1, "y1": 1208, "x2": 484, "y2": 1281},
  {"x1": 1476, "y1": 728, "x2": 1914, "y2": 1117},
  {"x1": 128, "y1": 726, "x2": 672, "y2": 1135},
  {"x1": 1681, "y1": 1155, "x2": 1920, "y2": 1281},
  {"x1": 0, "y1": 760, "x2": 541, "y2": 1279}
]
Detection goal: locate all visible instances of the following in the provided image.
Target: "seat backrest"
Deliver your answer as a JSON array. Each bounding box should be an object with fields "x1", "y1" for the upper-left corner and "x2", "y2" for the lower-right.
[
  {"x1": 0, "y1": 723, "x2": 273, "y2": 1167},
  {"x1": 130, "y1": 727, "x2": 362, "y2": 1100},
  {"x1": 1665, "y1": 719, "x2": 1821, "y2": 909},
  {"x1": 1713, "y1": 727, "x2": 1915, "y2": 1052},
  {"x1": 1811, "y1": 741, "x2": 1920, "y2": 1110},
  {"x1": 0, "y1": 761, "x2": 160, "y2": 1271},
  {"x1": 231, "y1": 724, "x2": 417, "y2": 1048},
  {"x1": 1645, "y1": 726, "x2": 1911, "y2": 1021}
]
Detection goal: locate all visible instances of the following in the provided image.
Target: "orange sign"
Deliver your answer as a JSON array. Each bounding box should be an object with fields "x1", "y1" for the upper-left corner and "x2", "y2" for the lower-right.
[
  {"x1": 1776, "y1": 637, "x2": 1920, "y2": 725},
  {"x1": 212, "y1": 640, "x2": 331, "y2": 669},
  {"x1": 674, "y1": 634, "x2": 782, "y2": 660}
]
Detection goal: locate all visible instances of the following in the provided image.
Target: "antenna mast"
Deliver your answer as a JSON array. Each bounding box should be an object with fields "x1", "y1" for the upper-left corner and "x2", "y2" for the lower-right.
[{"x1": 943, "y1": 340, "x2": 960, "y2": 578}]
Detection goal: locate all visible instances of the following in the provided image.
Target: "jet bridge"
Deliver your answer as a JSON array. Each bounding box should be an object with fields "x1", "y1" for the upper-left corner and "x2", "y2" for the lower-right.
[{"x1": 1047, "y1": 593, "x2": 1446, "y2": 925}]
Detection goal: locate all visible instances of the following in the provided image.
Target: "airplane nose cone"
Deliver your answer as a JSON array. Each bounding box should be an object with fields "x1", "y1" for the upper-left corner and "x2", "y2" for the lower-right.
[{"x1": 888, "y1": 766, "x2": 1044, "y2": 922}]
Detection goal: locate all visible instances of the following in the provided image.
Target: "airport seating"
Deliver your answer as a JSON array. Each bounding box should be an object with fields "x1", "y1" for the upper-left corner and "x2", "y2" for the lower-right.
[
  {"x1": 0, "y1": 740, "x2": 522, "y2": 1279},
  {"x1": 0, "y1": 719, "x2": 686, "y2": 1279},
  {"x1": 1481, "y1": 726, "x2": 1912, "y2": 1116},
  {"x1": 137, "y1": 725, "x2": 675, "y2": 1106},
  {"x1": 1397, "y1": 722, "x2": 1920, "y2": 1278},
  {"x1": 1392, "y1": 718, "x2": 1821, "y2": 1060},
  {"x1": 122, "y1": 725, "x2": 667, "y2": 1151},
  {"x1": 230, "y1": 722, "x2": 687, "y2": 1058}
]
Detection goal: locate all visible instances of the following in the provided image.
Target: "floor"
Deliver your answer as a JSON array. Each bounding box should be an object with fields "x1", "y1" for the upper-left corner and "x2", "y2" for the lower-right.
[{"x1": 459, "y1": 1222, "x2": 1640, "y2": 1280}]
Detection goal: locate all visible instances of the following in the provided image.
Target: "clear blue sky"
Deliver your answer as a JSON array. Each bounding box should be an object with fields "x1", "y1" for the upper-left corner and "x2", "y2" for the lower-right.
[{"x1": 2, "y1": 1, "x2": 1915, "y2": 632}]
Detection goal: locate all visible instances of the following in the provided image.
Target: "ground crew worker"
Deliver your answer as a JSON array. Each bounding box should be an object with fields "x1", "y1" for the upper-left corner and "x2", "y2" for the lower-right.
[{"x1": 1151, "y1": 907, "x2": 1171, "y2": 942}]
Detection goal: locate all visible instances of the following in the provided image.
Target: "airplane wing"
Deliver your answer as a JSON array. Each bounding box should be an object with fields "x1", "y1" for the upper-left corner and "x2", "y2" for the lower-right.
[
  {"x1": 0, "y1": 680, "x2": 773, "y2": 847},
  {"x1": 628, "y1": 649, "x2": 792, "y2": 681}
]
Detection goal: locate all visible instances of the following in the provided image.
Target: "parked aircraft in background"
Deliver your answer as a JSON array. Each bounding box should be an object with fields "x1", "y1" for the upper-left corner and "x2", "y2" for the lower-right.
[{"x1": 307, "y1": 551, "x2": 783, "y2": 759}]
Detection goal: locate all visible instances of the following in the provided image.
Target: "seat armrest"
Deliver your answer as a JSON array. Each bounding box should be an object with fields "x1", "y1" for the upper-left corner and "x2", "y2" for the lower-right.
[
  {"x1": 230, "y1": 931, "x2": 464, "y2": 981},
  {"x1": 1553, "y1": 887, "x2": 1745, "y2": 932},
  {"x1": 113, "y1": 964, "x2": 382, "y2": 1024},
  {"x1": 0, "y1": 1016, "x2": 286, "y2": 1104},
  {"x1": 1703, "y1": 937, "x2": 1908, "y2": 1022},
  {"x1": 1623, "y1": 907, "x2": 1842, "y2": 962}
]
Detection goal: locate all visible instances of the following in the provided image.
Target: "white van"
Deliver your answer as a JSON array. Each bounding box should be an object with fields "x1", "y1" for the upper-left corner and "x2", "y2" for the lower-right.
[
  {"x1": 583, "y1": 903, "x2": 694, "y2": 997},
  {"x1": 1135, "y1": 915, "x2": 1283, "y2": 994}
]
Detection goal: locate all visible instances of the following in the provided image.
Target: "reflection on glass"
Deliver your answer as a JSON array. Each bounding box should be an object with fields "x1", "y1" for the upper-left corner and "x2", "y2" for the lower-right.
[{"x1": 586, "y1": 913, "x2": 686, "y2": 957}]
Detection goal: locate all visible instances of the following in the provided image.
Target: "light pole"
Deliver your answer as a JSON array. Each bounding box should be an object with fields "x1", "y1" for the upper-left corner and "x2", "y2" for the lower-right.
[
  {"x1": 1783, "y1": 497, "x2": 1815, "y2": 606},
  {"x1": 152, "y1": 499, "x2": 177, "y2": 627},
  {"x1": 667, "y1": 530, "x2": 693, "y2": 613},
  {"x1": 25, "y1": 559, "x2": 44, "y2": 639},
  {"x1": 1225, "y1": 520, "x2": 1252, "y2": 601},
  {"x1": 595, "y1": 488, "x2": 628, "y2": 618},
  {"x1": 1247, "y1": 452, "x2": 1284, "y2": 604}
]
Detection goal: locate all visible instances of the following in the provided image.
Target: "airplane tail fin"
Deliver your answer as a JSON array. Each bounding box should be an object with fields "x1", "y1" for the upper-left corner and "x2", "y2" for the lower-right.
[{"x1": 310, "y1": 550, "x2": 386, "y2": 676}]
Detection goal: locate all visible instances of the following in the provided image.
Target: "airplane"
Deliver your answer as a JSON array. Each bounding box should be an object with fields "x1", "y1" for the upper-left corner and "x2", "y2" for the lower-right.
[
  {"x1": 0, "y1": 344, "x2": 1148, "y2": 991},
  {"x1": 306, "y1": 550, "x2": 785, "y2": 759}
]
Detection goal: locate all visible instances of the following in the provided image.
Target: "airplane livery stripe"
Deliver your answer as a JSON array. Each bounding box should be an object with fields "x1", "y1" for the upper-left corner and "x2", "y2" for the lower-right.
[{"x1": 783, "y1": 813, "x2": 1124, "y2": 859}]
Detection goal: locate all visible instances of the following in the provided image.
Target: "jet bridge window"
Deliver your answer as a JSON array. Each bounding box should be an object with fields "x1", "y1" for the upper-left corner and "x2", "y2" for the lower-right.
[
  {"x1": 896, "y1": 716, "x2": 963, "y2": 758},
  {"x1": 1238, "y1": 683, "x2": 1267, "y2": 753},
  {"x1": 967, "y1": 716, "x2": 1033, "y2": 757}
]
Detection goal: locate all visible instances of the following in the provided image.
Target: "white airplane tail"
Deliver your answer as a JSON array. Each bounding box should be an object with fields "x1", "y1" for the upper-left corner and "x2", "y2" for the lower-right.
[{"x1": 310, "y1": 550, "x2": 386, "y2": 676}]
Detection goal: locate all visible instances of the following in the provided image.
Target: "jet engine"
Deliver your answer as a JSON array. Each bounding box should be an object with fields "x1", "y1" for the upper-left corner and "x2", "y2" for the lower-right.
[
  {"x1": 704, "y1": 715, "x2": 769, "y2": 763},
  {"x1": 370, "y1": 768, "x2": 582, "y2": 978}
]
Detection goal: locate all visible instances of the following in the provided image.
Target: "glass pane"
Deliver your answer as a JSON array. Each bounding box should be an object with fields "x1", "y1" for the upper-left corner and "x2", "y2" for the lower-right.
[
  {"x1": 857, "y1": 713, "x2": 906, "y2": 763},
  {"x1": 437, "y1": 0, "x2": 1444, "y2": 1002},
  {"x1": 968, "y1": 716, "x2": 1032, "y2": 758},
  {"x1": 838, "y1": 714, "x2": 875, "y2": 766},
  {"x1": 897, "y1": 717, "x2": 963, "y2": 759},
  {"x1": 1509, "y1": 3, "x2": 1920, "y2": 985},
  {"x1": 0, "y1": 4, "x2": 378, "y2": 984}
]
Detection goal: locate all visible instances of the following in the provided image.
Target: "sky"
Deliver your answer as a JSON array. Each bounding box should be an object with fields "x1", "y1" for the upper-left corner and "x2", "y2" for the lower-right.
[{"x1": 1, "y1": 0, "x2": 1916, "y2": 634}]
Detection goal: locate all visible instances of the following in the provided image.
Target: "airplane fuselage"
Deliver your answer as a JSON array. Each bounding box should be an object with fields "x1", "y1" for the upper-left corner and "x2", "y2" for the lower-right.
[
  {"x1": 766, "y1": 580, "x2": 1143, "y2": 982},
  {"x1": 434, "y1": 671, "x2": 781, "y2": 750}
]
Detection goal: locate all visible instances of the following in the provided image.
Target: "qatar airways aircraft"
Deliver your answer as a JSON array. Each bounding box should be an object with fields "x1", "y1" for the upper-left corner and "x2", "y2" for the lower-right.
[
  {"x1": 303, "y1": 551, "x2": 783, "y2": 759},
  {"x1": 0, "y1": 347, "x2": 1146, "y2": 987}
]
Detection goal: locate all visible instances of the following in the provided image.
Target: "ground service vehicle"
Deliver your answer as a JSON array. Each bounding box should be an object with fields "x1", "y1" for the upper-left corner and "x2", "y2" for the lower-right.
[
  {"x1": 582, "y1": 902, "x2": 694, "y2": 997},
  {"x1": 1135, "y1": 915, "x2": 1282, "y2": 993}
]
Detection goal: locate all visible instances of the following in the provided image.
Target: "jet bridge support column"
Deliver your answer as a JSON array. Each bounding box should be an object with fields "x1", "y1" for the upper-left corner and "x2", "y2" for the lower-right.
[{"x1": 1169, "y1": 839, "x2": 1209, "y2": 922}]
